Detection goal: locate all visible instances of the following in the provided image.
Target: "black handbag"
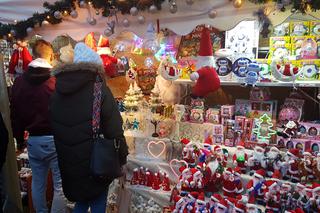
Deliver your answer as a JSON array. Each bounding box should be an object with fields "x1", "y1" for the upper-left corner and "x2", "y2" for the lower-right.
[{"x1": 90, "y1": 75, "x2": 123, "y2": 179}]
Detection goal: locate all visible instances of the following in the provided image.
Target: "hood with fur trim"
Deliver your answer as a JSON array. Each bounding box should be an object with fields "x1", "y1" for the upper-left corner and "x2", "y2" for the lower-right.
[{"x1": 52, "y1": 62, "x2": 105, "y2": 95}]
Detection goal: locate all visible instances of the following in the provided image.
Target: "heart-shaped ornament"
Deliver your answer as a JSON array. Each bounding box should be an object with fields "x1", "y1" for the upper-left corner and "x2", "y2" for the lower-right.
[
  {"x1": 147, "y1": 140, "x2": 166, "y2": 158},
  {"x1": 170, "y1": 159, "x2": 188, "y2": 179}
]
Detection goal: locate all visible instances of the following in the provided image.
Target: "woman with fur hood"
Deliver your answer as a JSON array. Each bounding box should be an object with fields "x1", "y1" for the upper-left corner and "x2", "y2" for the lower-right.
[{"x1": 50, "y1": 43, "x2": 128, "y2": 213}]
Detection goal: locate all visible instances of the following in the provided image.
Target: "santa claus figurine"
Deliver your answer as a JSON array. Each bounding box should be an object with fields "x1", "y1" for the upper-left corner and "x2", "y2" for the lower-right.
[
  {"x1": 246, "y1": 169, "x2": 266, "y2": 205},
  {"x1": 302, "y1": 149, "x2": 315, "y2": 181},
  {"x1": 186, "y1": 191, "x2": 198, "y2": 212},
  {"x1": 280, "y1": 183, "x2": 293, "y2": 211},
  {"x1": 97, "y1": 35, "x2": 119, "y2": 78},
  {"x1": 162, "y1": 173, "x2": 171, "y2": 191},
  {"x1": 213, "y1": 145, "x2": 228, "y2": 167},
  {"x1": 313, "y1": 153, "x2": 320, "y2": 181},
  {"x1": 178, "y1": 167, "x2": 192, "y2": 192},
  {"x1": 191, "y1": 169, "x2": 204, "y2": 192},
  {"x1": 291, "y1": 183, "x2": 306, "y2": 210},
  {"x1": 247, "y1": 145, "x2": 267, "y2": 174},
  {"x1": 284, "y1": 148, "x2": 301, "y2": 183},
  {"x1": 277, "y1": 120, "x2": 299, "y2": 139},
  {"x1": 222, "y1": 168, "x2": 237, "y2": 197},
  {"x1": 233, "y1": 167, "x2": 244, "y2": 195},
  {"x1": 172, "y1": 195, "x2": 188, "y2": 213},
  {"x1": 310, "y1": 183, "x2": 320, "y2": 212},
  {"x1": 195, "y1": 192, "x2": 208, "y2": 213},
  {"x1": 152, "y1": 172, "x2": 161, "y2": 190},
  {"x1": 232, "y1": 141, "x2": 248, "y2": 173},
  {"x1": 190, "y1": 27, "x2": 220, "y2": 97},
  {"x1": 181, "y1": 138, "x2": 198, "y2": 167},
  {"x1": 264, "y1": 171, "x2": 281, "y2": 212},
  {"x1": 138, "y1": 166, "x2": 146, "y2": 185},
  {"x1": 145, "y1": 169, "x2": 154, "y2": 187},
  {"x1": 131, "y1": 168, "x2": 139, "y2": 185},
  {"x1": 266, "y1": 146, "x2": 283, "y2": 177},
  {"x1": 203, "y1": 152, "x2": 223, "y2": 194},
  {"x1": 215, "y1": 199, "x2": 229, "y2": 213},
  {"x1": 209, "y1": 194, "x2": 223, "y2": 213},
  {"x1": 233, "y1": 202, "x2": 246, "y2": 213},
  {"x1": 8, "y1": 41, "x2": 32, "y2": 78},
  {"x1": 246, "y1": 201, "x2": 261, "y2": 213}
]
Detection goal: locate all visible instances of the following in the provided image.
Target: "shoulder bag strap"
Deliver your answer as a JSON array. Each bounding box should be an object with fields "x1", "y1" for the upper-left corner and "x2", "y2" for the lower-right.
[{"x1": 92, "y1": 74, "x2": 103, "y2": 138}]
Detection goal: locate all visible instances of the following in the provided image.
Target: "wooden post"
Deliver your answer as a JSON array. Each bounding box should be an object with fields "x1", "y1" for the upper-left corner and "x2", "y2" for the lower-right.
[{"x1": 0, "y1": 54, "x2": 23, "y2": 212}]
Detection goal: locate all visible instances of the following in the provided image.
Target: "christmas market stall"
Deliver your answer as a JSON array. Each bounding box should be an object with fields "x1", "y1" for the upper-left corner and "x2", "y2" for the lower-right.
[{"x1": 1, "y1": 0, "x2": 320, "y2": 212}]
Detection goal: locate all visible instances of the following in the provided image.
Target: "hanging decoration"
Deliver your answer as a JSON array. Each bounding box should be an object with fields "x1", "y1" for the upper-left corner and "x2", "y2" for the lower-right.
[
  {"x1": 208, "y1": 9, "x2": 218, "y2": 19},
  {"x1": 233, "y1": 0, "x2": 243, "y2": 8},
  {"x1": 138, "y1": 15, "x2": 146, "y2": 24},
  {"x1": 122, "y1": 18, "x2": 130, "y2": 27},
  {"x1": 130, "y1": 7, "x2": 139, "y2": 16},
  {"x1": 253, "y1": 8, "x2": 271, "y2": 38},
  {"x1": 169, "y1": 0, "x2": 178, "y2": 14}
]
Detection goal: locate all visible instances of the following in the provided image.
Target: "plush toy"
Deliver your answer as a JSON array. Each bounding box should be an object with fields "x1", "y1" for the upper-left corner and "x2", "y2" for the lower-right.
[
  {"x1": 190, "y1": 27, "x2": 220, "y2": 97},
  {"x1": 203, "y1": 152, "x2": 223, "y2": 193},
  {"x1": 265, "y1": 146, "x2": 283, "y2": 177},
  {"x1": 277, "y1": 120, "x2": 299, "y2": 139},
  {"x1": 222, "y1": 168, "x2": 237, "y2": 197},
  {"x1": 8, "y1": 42, "x2": 32, "y2": 77},
  {"x1": 244, "y1": 62, "x2": 260, "y2": 87},
  {"x1": 97, "y1": 35, "x2": 119, "y2": 78}
]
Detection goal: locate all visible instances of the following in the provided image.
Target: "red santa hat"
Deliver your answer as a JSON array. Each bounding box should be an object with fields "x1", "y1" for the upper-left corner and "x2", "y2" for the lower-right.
[
  {"x1": 265, "y1": 180, "x2": 277, "y2": 190},
  {"x1": 97, "y1": 35, "x2": 112, "y2": 55},
  {"x1": 196, "y1": 162, "x2": 206, "y2": 170},
  {"x1": 234, "y1": 202, "x2": 246, "y2": 213},
  {"x1": 179, "y1": 166, "x2": 187, "y2": 174},
  {"x1": 181, "y1": 138, "x2": 192, "y2": 147},
  {"x1": 271, "y1": 170, "x2": 281, "y2": 181},
  {"x1": 214, "y1": 145, "x2": 222, "y2": 153},
  {"x1": 296, "y1": 183, "x2": 305, "y2": 190},
  {"x1": 303, "y1": 149, "x2": 312, "y2": 156},
  {"x1": 234, "y1": 167, "x2": 242, "y2": 176},
  {"x1": 217, "y1": 199, "x2": 228, "y2": 210},
  {"x1": 312, "y1": 182, "x2": 320, "y2": 193},
  {"x1": 196, "y1": 192, "x2": 206, "y2": 205},
  {"x1": 236, "y1": 141, "x2": 245, "y2": 149},
  {"x1": 254, "y1": 169, "x2": 266, "y2": 179},
  {"x1": 287, "y1": 148, "x2": 300, "y2": 159},
  {"x1": 196, "y1": 27, "x2": 215, "y2": 70},
  {"x1": 295, "y1": 209, "x2": 305, "y2": 213},
  {"x1": 204, "y1": 136, "x2": 213, "y2": 148},
  {"x1": 225, "y1": 197, "x2": 237, "y2": 207},
  {"x1": 224, "y1": 167, "x2": 233, "y2": 175},
  {"x1": 188, "y1": 191, "x2": 199, "y2": 200},
  {"x1": 211, "y1": 194, "x2": 223, "y2": 202},
  {"x1": 281, "y1": 182, "x2": 292, "y2": 190}
]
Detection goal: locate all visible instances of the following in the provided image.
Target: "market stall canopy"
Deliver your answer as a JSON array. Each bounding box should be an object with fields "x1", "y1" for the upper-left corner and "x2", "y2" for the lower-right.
[{"x1": 0, "y1": 0, "x2": 319, "y2": 41}]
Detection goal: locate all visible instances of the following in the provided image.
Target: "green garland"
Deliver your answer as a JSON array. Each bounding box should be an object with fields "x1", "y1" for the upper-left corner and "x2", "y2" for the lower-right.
[
  {"x1": 0, "y1": 0, "x2": 319, "y2": 40},
  {"x1": 0, "y1": 0, "x2": 165, "y2": 40},
  {"x1": 249, "y1": 0, "x2": 320, "y2": 12}
]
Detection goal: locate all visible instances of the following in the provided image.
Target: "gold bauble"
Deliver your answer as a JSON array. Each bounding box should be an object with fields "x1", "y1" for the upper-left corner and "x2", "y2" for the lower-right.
[{"x1": 233, "y1": 0, "x2": 243, "y2": 8}]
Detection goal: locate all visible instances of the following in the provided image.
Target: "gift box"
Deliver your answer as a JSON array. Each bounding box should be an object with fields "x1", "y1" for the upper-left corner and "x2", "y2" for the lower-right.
[
  {"x1": 205, "y1": 108, "x2": 220, "y2": 124},
  {"x1": 190, "y1": 108, "x2": 204, "y2": 123},
  {"x1": 235, "y1": 99, "x2": 277, "y2": 119}
]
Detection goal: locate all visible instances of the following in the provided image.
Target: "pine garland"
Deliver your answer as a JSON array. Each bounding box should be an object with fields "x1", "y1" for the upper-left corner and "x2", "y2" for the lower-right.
[{"x1": 0, "y1": 0, "x2": 319, "y2": 40}]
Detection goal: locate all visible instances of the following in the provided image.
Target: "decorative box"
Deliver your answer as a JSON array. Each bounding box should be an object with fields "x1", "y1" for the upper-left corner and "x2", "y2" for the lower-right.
[
  {"x1": 190, "y1": 108, "x2": 204, "y2": 123},
  {"x1": 234, "y1": 116, "x2": 254, "y2": 144},
  {"x1": 191, "y1": 97, "x2": 205, "y2": 109},
  {"x1": 224, "y1": 119, "x2": 235, "y2": 147},
  {"x1": 276, "y1": 136, "x2": 320, "y2": 153},
  {"x1": 221, "y1": 105, "x2": 235, "y2": 124},
  {"x1": 299, "y1": 122, "x2": 320, "y2": 139},
  {"x1": 235, "y1": 99, "x2": 278, "y2": 119},
  {"x1": 205, "y1": 108, "x2": 221, "y2": 124}
]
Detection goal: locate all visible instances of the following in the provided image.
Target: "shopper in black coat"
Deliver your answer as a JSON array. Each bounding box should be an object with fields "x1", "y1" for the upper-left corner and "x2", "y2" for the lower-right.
[{"x1": 50, "y1": 43, "x2": 128, "y2": 210}]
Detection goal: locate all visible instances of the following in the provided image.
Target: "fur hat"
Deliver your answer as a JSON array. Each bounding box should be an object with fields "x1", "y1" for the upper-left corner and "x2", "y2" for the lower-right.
[{"x1": 73, "y1": 42, "x2": 102, "y2": 65}]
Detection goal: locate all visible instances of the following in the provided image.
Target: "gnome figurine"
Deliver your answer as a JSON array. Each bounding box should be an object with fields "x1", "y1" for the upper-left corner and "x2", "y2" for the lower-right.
[{"x1": 190, "y1": 27, "x2": 220, "y2": 97}]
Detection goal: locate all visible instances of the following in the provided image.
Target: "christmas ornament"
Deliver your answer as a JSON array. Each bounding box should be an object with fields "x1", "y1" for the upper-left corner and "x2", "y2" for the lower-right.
[
  {"x1": 42, "y1": 20, "x2": 49, "y2": 26},
  {"x1": 26, "y1": 27, "x2": 33, "y2": 34},
  {"x1": 104, "y1": 20, "x2": 115, "y2": 37},
  {"x1": 95, "y1": 10, "x2": 100, "y2": 15},
  {"x1": 253, "y1": 113, "x2": 276, "y2": 143},
  {"x1": 137, "y1": 15, "x2": 145, "y2": 24},
  {"x1": 54, "y1": 11, "x2": 62, "y2": 19},
  {"x1": 233, "y1": 0, "x2": 243, "y2": 8},
  {"x1": 144, "y1": 57, "x2": 153, "y2": 68},
  {"x1": 149, "y1": 5, "x2": 157, "y2": 13},
  {"x1": 79, "y1": 1, "x2": 86, "y2": 8},
  {"x1": 208, "y1": 9, "x2": 217, "y2": 19},
  {"x1": 70, "y1": 10, "x2": 78, "y2": 18},
  {"x1": 87, "y1": 17, "x2": 97, "y2": 25},
  {"x1": 130, "y1": 7, "x2": 139, "y2": 16},
  {"x1": 147, "y1": 141, "x2": 166, "y2": 158},
  {"x1": 190, "y1": 27, "x2": 220, "y2": 97},
  {"x1": 104, "y1": 28, "x2": 113, "y2": 37},
  {"x1": 122, "y1": 18, "x2": 130, "y2": 27},
  {"x1": 169, "y1": 1, "x2": 178, "y2": 14},
  {"x1": 186, "y1": 0, "x2": 194, "y2": 5}
]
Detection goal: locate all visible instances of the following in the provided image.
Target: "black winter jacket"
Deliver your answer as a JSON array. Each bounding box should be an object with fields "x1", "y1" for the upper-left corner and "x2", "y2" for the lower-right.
[{"x1": 50, "y1": 62, "x2": 127, "y2": 202}]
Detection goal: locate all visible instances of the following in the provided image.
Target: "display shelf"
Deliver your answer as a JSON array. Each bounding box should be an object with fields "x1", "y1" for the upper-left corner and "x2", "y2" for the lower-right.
[{"x1": 175, "y1": 79, "x2": 320, "y2": 88}]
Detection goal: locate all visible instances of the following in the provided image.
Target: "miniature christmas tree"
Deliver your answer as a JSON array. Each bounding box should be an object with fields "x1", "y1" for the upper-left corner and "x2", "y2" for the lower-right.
[
  {"x1": 252, "y1": 113, "x2": 276, "y2": 143},
  {"x1": 123, "y1": 84, "x2": 139, "y2": 111},
  {"x1": 149, "y1": 87, "x2": 163, "y2": 113},
  {"x1": 133, "y1": 81, "x2": 144, "y2": 101}
]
